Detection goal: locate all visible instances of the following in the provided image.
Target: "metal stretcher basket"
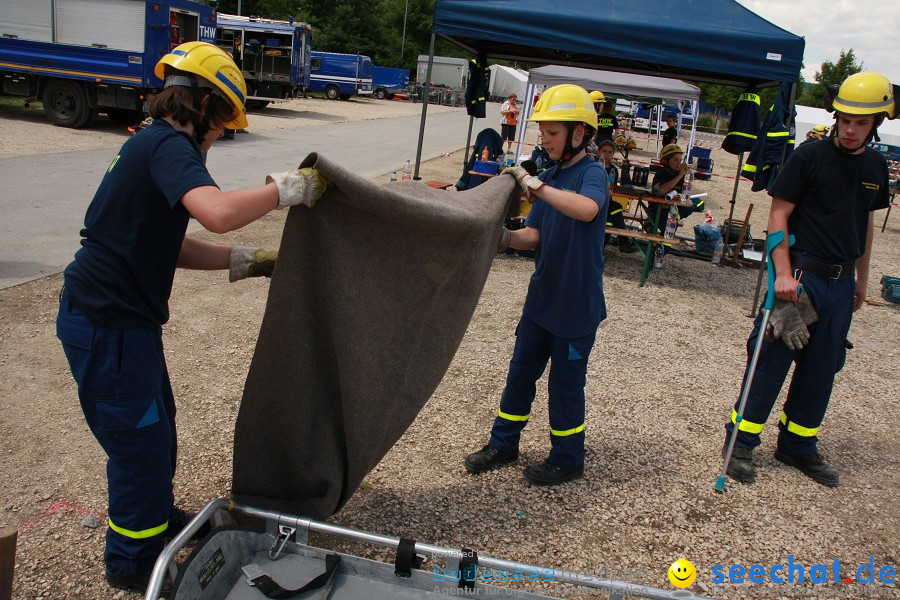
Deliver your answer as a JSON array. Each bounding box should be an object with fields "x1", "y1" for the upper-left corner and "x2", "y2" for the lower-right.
[{"x1": 147, "y1": 498, "x2": 715, "y2": 600}]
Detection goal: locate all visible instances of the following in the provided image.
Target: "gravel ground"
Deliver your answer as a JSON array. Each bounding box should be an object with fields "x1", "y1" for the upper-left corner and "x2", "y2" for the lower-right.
[{"x1": 0, "y1": 98, "x2": 897, "y2": 600}]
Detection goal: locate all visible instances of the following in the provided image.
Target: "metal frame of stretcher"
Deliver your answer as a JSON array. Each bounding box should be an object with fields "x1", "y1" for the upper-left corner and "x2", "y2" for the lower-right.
[{"x1": 146, "y1": 498, "x2": 715, "y2": 600}]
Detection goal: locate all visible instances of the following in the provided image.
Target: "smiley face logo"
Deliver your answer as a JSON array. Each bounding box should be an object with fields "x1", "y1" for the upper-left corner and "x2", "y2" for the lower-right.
[{"x1": 668, "y1": 558, "x2": 696, "y2": 588}]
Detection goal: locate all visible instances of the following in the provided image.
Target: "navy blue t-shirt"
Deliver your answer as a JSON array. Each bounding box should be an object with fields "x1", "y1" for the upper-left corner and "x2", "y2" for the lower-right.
[
  {"x1": 523, "y1": 156, "x2": 608, "y2": 337},
  {"x1": 64, "y1": 120, "x2": 217, "y2": 327},
  {"x1": 768, "y1": 139, "x2": 889, "y2": 263}
]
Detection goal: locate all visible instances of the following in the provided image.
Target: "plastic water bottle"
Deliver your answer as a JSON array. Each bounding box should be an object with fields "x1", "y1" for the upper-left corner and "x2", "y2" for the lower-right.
[
  {"x1": 389, "y1": 170, "x2": 397, "y2": 183},
  {"x1": 711, "y1": 237, "x2": 724, "y2": 266},
  {"x1": 681, "y1": 158, "x2": 695, "y2": 201},
  {"x1": 505, "y1": 149, "x2": 514, "y2": 167},
  {"x1": 664, "y1": 205, "x2": 678, "y2": 240},
  {"x1": 401, "y1": 159, "x2": 411, "y2": 181},
  {"x1": 653, "y1": 244, "x2": 665, "y2": 272}
]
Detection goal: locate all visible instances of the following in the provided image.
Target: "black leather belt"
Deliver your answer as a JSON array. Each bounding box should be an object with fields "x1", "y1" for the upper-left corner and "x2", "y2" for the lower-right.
[{"x1": 791, "y1": 252, "x2": 855, "y2": 280}]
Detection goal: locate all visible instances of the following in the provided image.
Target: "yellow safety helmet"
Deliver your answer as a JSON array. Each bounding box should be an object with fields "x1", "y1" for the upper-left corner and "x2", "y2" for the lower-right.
[
  {"x1": 812, "y1": 124, "x2": 829, "y2": 134},
  {"x1": 529, "y1": 84, "x2": 598, "y2": 128},
  {"x1": 155, "y1": 41, "x2": 248, "y2": 129},
  {"x1": 589, "y1": 90, "x2": 606, "y2": 104},
  {"x1": 660, "y1": 144, "x2": 683, "y2": 161},
  {"x1": 829, "y1": 72, "x2": 895, "y2": 119},
  {"x1": 626, "y1": 138, "x2": 638, "y2": 149}
]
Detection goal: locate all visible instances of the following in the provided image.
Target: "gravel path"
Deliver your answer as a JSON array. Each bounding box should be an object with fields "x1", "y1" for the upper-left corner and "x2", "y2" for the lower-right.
[{"x1": 0, "y1": 98, "x2": 897, "y2": 599}]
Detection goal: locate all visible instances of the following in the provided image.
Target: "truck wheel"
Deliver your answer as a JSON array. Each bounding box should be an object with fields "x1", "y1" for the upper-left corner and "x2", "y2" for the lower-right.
[
  {"x1": 375, "y1": 89, "x2": 386, "y2": 100},
  {"x1": 42, "y1": 80, "x2": 90, "y2": 128},
  {"x1": 339, "y1": 94, "x2": 351, "y2": 101},
  {"x1": 245, "y1": 100, "x2": 270, "y2": 110},
  {"x1": 325, "y1": 85, "x2": 340, "y2": 100},
  {"x1": 105, "y1": 109, "x2": 144, "y2": 126}
]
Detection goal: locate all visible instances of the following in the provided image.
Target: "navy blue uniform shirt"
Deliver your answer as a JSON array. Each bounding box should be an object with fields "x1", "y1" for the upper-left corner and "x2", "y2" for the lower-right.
[
  {"x1": 64, "y1": 120, "x2": 217, "y2": 327},
  {"x1": 524, "y1": 156, "x2": 608, "y2": 337}
]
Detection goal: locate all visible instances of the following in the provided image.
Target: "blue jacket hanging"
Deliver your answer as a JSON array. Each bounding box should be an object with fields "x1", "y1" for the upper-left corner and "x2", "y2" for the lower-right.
[
  {"x1": 722, "y1": 90, "x2": 761, "y2": 155},
  {"x1": 741, "y1": 82, "x2": 796, "y2": 192},
  {"x1": 465, "y1": 59, "x2": 488, "y2": 119}
]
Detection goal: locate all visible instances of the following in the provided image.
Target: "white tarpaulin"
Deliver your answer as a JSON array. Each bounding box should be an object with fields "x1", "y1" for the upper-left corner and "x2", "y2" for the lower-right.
[
  {"x1": 489, "y1": 64, "x2": 528, "y2": 101},
  {"x1": 795, "y1": 104, "x2": 900, "y2": 147}
]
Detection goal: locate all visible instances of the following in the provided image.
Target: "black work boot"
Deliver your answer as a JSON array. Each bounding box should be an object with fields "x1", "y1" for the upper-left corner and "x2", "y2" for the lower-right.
[
  {"x1": 774, "y1": 450, "x2": 840, "y2": 487},
  {"x1": 723, "y1": 445, "x2": 756, "y2": 484},
  {"x1": 523, "y1": 461, "x2": 584, "y2": 486},
  {"x1": 165, "y1": 507, "x2": 211, "y2": 542},
  {"x1": 106, "y1": 569, "x2": 173, "y2": 597},
  {"x1": 464, "y1": 445, "x2": 518, "y2": 474},
  {"x1": 618, "y1": 237, "x2": 638, "y2": 254}
]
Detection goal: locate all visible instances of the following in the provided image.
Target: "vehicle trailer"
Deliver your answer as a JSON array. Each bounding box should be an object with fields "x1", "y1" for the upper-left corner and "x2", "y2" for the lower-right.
[
  {"x1": 372, "y1": 65, "x2": 409, "y2": 100},
  {"x1": 215, "y1": 13, "x2": 312, "y2": 109},
  {"x1": 308, "y1": 50, "x2": 373, "y2": 100},
  {"x1": 0, "y1": 0, "x2": 217, "y2": 128}
]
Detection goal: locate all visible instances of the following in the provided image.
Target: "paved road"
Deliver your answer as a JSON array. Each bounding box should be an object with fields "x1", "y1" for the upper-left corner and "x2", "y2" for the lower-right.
[{"x1": 0, "y1": 103, "x2": 500, "y2": 289}]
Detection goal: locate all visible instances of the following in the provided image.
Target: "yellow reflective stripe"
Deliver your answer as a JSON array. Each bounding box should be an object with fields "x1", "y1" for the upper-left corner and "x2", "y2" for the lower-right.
[
  {"x1": 767, "y1": 131, "x2": 790, "y2": 138},
  {"x1": 606, "y1": 221, "x2": 613, "y2": 227},
  {"x1": 780, "y1": 412, "x2": 819, "y2": 437},
  {"x1": 108, "y1": 518, "x2": 168, "y2": 539},
  {"x1": 550, "y1": 424, "x2": 585, "y2": 437},
  {"x1": 732, "y1": 409, "x2": 765, "y2": 434},
  {"x1": 609, "y1": 207, "x2": 623, "y2": 216},
  {"x1": 739, "y1": 93, "x2": 760, "y2": 104},
  {"x1": 742, "y1": 163, "x2": 758, "y2": 173},
  {"x1": 726, "y1": 131, "x2": 757, "y2": 139},
  {"x1": 498, "y1": 409, "x2": 530, "y2": 422}
]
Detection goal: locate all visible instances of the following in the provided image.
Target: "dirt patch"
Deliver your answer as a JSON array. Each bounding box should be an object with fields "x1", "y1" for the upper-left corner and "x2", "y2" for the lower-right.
[{"x1": 0, "y1": 103, "x2": 898, "y2": 599}]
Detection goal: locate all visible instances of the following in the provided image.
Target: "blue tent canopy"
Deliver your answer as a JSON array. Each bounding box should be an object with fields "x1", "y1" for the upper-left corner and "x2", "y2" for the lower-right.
[{"x1": 433, "y1": 0, "x2": 804, "y2": 87}]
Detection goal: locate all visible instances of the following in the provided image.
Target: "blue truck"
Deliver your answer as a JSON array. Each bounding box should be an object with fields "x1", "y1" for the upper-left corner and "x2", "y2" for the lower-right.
[
  {"x1": 308, "y1": 51, "x2": 373, "y2": 100},
  {"x1": 215, "y1": 13, "x2": 312, "y2": 109},
  {"x1": 372, "y1": 66, "x2": 409, "y2": 100},
  {"x1": 0, "y1": 0, "x2": 217, "y2": 127}
]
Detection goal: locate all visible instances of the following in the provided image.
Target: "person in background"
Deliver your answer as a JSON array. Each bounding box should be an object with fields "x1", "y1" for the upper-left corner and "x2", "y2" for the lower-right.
[
  {"x1": 500, "y1": 92, "x2": 520, "y2": 152},
  {"x1": 647, "y1": 143, "x2": 704, "y2": 234},
  {"x1": 591, "y1": 90, "x2": 619, "y2": 144},
  {"x1": 721, "y1": 72, "x2": 893, "y2": 488},
  {"x1": 799, "y1": 123, "x2": 830, "y2": 146},
  {"x1": 465, "y1": 84, "x2": 608, "y2": 486},
  {"x1": 56, "y1": 42, "x2": 328, "y2": 596},
  {"x1": 662, "y1": 113, "x2": 679, "y2": 147},
  {"x1": 597, "y1": 140, "x2": 636, "y2": 253},
  {"x1": 529, "y1": 130, "x2": 555, "y2": 174}
]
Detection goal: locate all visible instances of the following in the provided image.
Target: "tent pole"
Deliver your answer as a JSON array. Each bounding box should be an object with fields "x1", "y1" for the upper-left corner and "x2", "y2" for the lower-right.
[
  {"x1": 463, "y1": 115, "x2": 474, "y2": 165},
  {"x1": 413, "y1": 33, "x2": 436, "y2": 180}
]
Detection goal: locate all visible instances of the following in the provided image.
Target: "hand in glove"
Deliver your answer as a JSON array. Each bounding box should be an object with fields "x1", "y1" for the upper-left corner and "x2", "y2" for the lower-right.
[
  {"x1": 497, "y1": 227, "x2": 511, "y2": 253},
  {"x1": 229, "y1": 246, "x2": 278, "y2": 282},
  {"x1": 266, "y1": 167, "x2": 329, "y2": 209},
  {"x1": 502, "y1": 166, "x2": 543, "y2": 196},
  {"x1": 765, "y1": 293, "x2": 819, "y2": 350}
]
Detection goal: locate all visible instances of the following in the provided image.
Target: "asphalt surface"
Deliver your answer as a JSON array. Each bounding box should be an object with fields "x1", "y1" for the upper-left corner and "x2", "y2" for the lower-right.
[{"x1": 0, "y1": 103, "x2": 500, "y2": 290}]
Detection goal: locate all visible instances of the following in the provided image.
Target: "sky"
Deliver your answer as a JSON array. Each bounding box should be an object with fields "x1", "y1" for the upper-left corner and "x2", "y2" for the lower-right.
[{"x1": 736, "y1": 0, "x2": 899, "y2": 83}]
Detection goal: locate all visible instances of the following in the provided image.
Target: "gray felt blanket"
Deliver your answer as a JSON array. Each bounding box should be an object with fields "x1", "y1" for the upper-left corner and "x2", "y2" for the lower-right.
[{"x1": 231, "y1": 153, "x2": 518, "y2": 519}]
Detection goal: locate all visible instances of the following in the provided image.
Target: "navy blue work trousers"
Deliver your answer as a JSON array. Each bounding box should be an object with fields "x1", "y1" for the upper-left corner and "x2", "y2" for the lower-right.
[
  {"x1": 489, "y1": 315, "x2": 596, "y2": 468},
  {"x1": 56, "y1": 295, "x2": 176, "y2": 577},
  {"x1": 726, "y1": 272, "x2": 854, "y2": 455}
]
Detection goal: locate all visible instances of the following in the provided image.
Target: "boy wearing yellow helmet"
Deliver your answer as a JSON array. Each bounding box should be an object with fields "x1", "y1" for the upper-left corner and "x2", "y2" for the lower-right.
[
  {"x1": 646, "y1": 144, "x2": 704, "y2": 233},
  {"x1": 723, "y1": 72, "x2": 894, "y2": 488},
  {"x1": 465, "y1": 84, "x2": 609, "y2": 486},
  {"x1": 56, "y1": 41, "x2": 329, "y2": 595}
]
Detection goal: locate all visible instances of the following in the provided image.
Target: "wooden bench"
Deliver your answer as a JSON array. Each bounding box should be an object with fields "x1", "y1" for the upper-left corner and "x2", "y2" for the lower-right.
[
  {"x1": 425, "y1": 180, "x2": 454, "y2": 190},
  {"x1": 606, "y1": 227, "x2": 683, "y2": 287}
]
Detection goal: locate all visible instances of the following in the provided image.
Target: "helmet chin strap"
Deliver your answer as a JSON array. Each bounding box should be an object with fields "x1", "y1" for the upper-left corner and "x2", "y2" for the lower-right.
[
  {"x1": 552, "y1": 123, "x2": 591, "y2": 180},
  {"x1": 832, "y1": 113, "x2": 882, "y2": 154}
]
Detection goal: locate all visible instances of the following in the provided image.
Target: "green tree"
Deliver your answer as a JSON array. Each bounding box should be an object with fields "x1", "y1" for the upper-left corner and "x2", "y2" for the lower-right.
[{"x1": 796, "y1": 49, "x2": 863, "y2": 108}]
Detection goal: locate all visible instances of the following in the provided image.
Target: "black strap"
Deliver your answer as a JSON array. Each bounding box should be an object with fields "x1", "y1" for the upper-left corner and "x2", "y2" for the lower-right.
[
  {"x1": 394, "y1": 538, "x2": 422, "y2": 578},
  {"x1": 458, "y1": 548, "x2": 478, "y2": 590},
  {"x1": 790, "y1": 252, "x2": 855, "y2": 280},
  {"x1": 250, "y1": 554, "x2": 340, "y2": 599}
]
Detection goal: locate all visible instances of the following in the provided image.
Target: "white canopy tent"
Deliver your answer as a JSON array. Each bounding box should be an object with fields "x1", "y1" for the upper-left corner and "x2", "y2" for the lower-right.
[
  {"x1": 489, "y1": 65, "x2": 528, "y2": 102},
  {"x1": 517, "y1": 65, "x2": 703, "y2": 162}
]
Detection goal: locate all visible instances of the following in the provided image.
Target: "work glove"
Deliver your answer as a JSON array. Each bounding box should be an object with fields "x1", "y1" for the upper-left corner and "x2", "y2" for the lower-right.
[
  {"x1": 765, "y1": 293, "x2": 819, "y2": 350},
  {"x1": 497, "y1": 227, "x2": 511, "y2": 253},
  {"x1": 502, "y1": 166, "x2": 543, "y2": 196},
  {"x1": 266, "y1": 167, "x2": 329, "y2": 209},
  {"x1": 229, "y1": 246, "x2": 278, "y2": 283}
]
